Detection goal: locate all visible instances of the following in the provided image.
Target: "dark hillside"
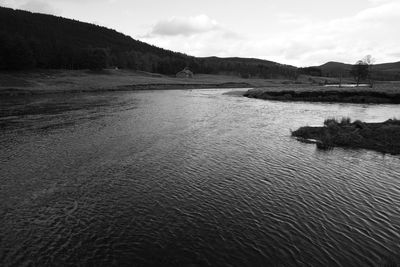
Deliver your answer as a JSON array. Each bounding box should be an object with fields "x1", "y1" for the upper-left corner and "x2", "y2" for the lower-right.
[
  {"x1": 0, "y1": 6, "x2": 296, "y2": 78},
  {"x1": 373, "y1": 61, "x2": 400, "y2": 80},
  {"x1": 318, "y1": 61, "x2": 352, "y2": 76},
  {"x1": 0, "y1": 6, "x2": 190, "y2": 73},
  {"x1": 197, "y1": 56, "x2": 297, "y2": 78},
  {"x1": 374, "y1": 61, "x2": 400, "y2": 71}
]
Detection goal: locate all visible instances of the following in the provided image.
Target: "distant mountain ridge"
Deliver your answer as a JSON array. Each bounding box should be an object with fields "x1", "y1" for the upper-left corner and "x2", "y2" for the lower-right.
[
  {"x1": 311, "y1": 61, "x2": 400, "y2": 80},
  {"x1": 372, "y1": 61, "x2": 400, "y2": 72},
  {"x1": 200, "y1": 56, "x2": 279, "y2": 66},
  {"x1": 318, "y1": 61, "x2": 400, "y2": 72}
]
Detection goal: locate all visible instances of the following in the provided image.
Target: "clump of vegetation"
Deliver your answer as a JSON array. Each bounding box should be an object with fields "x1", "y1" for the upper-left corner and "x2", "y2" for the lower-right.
[
  {"x1": 292, "y1": 117, "x2": 400, "y2": 154},
  {"x1": 324, "y1": 117, "x2": 351, "y2": 127}
]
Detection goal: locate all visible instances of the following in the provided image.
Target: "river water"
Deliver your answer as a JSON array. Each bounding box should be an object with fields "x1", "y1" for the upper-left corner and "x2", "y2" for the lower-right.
[{"x1": 1, "y1": 89, "x2": 400, "y2": 266}]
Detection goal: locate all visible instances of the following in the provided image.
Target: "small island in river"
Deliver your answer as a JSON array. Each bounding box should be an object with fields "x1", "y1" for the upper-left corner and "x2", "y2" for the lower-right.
[
  {"x1": 244, "y1": 85, "x2": 400, "y2": 104},
  {"x1": 292, "y1": 118, "x2": 400, "y2": 155}
]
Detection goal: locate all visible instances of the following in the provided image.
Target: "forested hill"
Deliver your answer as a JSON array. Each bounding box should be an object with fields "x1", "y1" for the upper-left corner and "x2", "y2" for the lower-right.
[
  {"x1": 0, "y1": 6, "x2": 296, "y2": 78},
  {"x1": 0, "y1": 6, "x2": 190, "y2": 72}
]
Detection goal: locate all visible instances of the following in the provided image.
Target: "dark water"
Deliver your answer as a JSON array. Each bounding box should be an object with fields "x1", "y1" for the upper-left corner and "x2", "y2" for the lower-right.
[{"x1": 1, "y1": 89, "x2": 400, "y2": 266}]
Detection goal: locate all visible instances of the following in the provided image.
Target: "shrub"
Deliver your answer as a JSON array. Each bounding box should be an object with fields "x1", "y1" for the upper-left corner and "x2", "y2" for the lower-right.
[
  {"x1": 324, "y1": 117, "x2": 352, "y2": 127},
  {"x1": 340, "y1": 117, "x2": 351, "y2": 125},
  {"x1": 324, "y1": 118, "x2": 338, "y2": 127}
]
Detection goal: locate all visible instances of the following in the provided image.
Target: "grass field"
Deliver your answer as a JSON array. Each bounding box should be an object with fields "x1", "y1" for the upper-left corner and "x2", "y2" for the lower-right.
[
  {"x1": 1, "y1": 69, "x2": 399, "y2": 100},
  {"x1": 0, "y1": 69, "x2": 286, "y2": 95}
]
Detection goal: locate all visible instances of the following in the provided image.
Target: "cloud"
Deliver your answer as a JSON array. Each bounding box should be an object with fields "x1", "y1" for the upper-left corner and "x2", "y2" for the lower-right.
[
  {"x1": 150, "y1": 14, "x2": 219, "y2": 36},
  {"x1": 19, "y1": 0, "x2": 58, "y2": 14},
  {"x1": 388, "y1": 52, "x2": 400, "y2": 58},
  {"x1": 145, "y1": 1, "x2": 400, "y2": 66},
  {"x1": 0, "y1": 0, "x2": 19, "y2": 9},
  {"x1": 0, "y1": 0, "x2": 58, "y2": 14},
  {"x1": 291, "y1": 1, "x2": 400, "y2": 65},
  {"x1": 276, "y1": 13, "x2": 311, "y2": 26},
  {"x1": 141, "y1": 14, "x2": 248, "y2": 62},
  {"x1": 368, "y1": 0, "x2": 392, "y2": 4}
]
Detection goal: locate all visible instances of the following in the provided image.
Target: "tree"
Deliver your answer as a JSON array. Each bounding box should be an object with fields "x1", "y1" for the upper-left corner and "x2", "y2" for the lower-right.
[
  {"x1": 350, "y1": 55, "x2": 375, "y2": 87},
  {"x1": 80, "y1": 48, "x2": 109, "y2": 70},
  {"x1": 2, "y1": 34, "x2": 35, "y2": 70},
  {"x1": 350, "y1": 60, "x2": 369, "y2": 87},
  {"x1": 363, "y1": 55, "x2": 375, "y2": 88},
  {"x1": 0, "y1": 32, "x2": 6, "y2": 69}
]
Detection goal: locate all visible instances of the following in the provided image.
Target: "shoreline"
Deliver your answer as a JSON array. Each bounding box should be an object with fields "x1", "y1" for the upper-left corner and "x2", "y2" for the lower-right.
[
  {"x1": 2, "y1": 70, "x2": 400, "y2": 104},
  {"x1": 0, "y1": 69, "x2": 287, "y2": 97},
  {"x1": 0, "y1": 83, "x2": 252, "y2": 96}
]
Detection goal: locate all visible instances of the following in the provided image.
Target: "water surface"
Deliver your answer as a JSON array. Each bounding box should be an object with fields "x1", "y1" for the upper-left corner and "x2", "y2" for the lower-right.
[{"x1": 1, "y1": 89, "x2": 400, "y2": 266}]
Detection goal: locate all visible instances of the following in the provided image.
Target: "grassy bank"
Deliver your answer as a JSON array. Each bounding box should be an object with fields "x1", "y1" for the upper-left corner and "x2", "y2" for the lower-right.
[
  {"x1": 0, "y1": 69, "x2": 367, "y2": 96},
  {"x1": 0, "y1": 69, "x2": 299, "y2": 96},
  {"x1": 292, "y1": 118, "x2": 400, "y2": 155},
  {"x1": 3, "y1": 69, "x2": 399, "y2": 104},
  {"x1": 244, "y1": 83, "x2": 400, "y2": 104}
]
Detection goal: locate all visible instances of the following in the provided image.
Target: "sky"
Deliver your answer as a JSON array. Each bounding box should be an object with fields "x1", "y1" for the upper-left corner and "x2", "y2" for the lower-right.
[{"x1": 1, "y1": 0, "x2": 399, "y2": 66}]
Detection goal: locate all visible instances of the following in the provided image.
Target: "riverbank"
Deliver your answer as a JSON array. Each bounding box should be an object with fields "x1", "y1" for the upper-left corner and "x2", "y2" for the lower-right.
[
  {"x1": 3, "y1": 70, "x2": 399, "y2": 104},
  {"x1": 292, "y1": 118, "x2": 400, "y2": 155},
  {"x1": 0, "y1": 69, "x2": 297, "y2": 96},
  {"x1": 0, "y1": 68, "x2": 359, "y2": 96},
  {"x1": 244, "y1": 83, "x2": 400, "y2": 104}
]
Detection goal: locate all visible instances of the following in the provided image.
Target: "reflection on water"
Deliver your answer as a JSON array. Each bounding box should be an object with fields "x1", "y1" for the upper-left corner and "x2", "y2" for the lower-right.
[
  {"x1": 1, "y1": 89, "x2": 400, "y2": 266},
  {"x1": 324, "y1": 84, "x2": 370, "y2": 87}
]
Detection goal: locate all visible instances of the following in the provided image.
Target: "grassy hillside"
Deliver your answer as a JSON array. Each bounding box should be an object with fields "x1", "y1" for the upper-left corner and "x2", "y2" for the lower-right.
[
  {"x1": 374, "y1": 61, "x2": 400, "y2": 72},
  {"x1": 318, "y1": 61, "x2": 352, "y2": 75}
]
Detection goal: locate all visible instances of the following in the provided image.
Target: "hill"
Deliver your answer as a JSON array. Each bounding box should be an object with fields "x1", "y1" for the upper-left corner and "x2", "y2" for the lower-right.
[
  {"x1": 0, "y1": 6, "x2": 296, "y2": 78},
  {"x1": 0, "y1": 6, "x2": 190, "y2": 73},
  {"x1": 319, "y1": 61, "x2": 400, "y2": 72},
  {"x1": 300, "y1": 61, "x2": 400, "y2": 81},
  {"x1": 201, "y1": 56, "x2": 279, "y2": 66},
  {"x1": 319, "y1": 61, "x2": 352, "y2": 74},
  {"x1": 374, "y1": 61, "x2": 400, "y2": 72},
  {"x1": 198, "y1": 56, "x2": 296, "y2": 78}
]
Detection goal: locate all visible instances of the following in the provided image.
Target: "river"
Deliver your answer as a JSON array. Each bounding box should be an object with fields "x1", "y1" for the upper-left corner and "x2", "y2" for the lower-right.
[{"x1": 1, "y1": 89, "x2": 400, "y2": 266}]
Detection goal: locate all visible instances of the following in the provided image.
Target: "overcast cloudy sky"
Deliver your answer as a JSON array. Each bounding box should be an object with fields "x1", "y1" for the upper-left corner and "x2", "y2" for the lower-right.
[{"x1": 1, "y1": 0, "x2": 399, "y2": 66}]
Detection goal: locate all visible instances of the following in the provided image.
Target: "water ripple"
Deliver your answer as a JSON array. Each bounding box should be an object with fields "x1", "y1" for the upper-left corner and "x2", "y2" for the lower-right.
[{"x1": 1, "y1": 89, "x2": 400, "y2": 266}]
